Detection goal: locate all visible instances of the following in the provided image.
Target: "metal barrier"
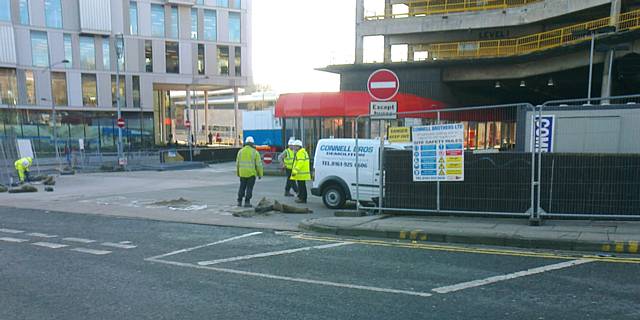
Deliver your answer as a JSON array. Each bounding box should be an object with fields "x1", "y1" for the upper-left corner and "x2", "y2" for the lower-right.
[
  {"x1": 421, "y1": 8, "x2": 640, "y2": 60},
  {"x1": 364, "y1": 0, "x2": 542, "y2": 20},
  {"x1": 355, "y1": 103, "x2": 540, "y2": 221}
]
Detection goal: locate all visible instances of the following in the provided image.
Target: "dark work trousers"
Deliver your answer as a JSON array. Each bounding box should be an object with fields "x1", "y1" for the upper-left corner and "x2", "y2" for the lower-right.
[
  {"x1": 297, "y1": 180, "x2": 307, "y2": 201},
  {"x1": 238, "y1": 176, "x2": 257, "y2": 203},
  {"x1": 285, "y1": 168, "x2": 298, "y2": 193}
]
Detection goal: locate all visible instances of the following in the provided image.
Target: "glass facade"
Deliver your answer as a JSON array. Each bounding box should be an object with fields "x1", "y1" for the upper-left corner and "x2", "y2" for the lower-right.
[
  {"x1": 129, "y1": 1, "x2": 138, "y2": 35},
  {"x1": 0, "y1": 68, "x2": 17, "y2": 105},
  {"x1": 102, "y1": 37, "x2": 110, "y2": 70},
  {"x1": 191, "y1": 9, "x2": 198, "y2": 40},
  {"x1": 132, "y1": 76, "x2": 140, "y2": 108},
  {"x1": 31, "y1": 31, "x2": 49, "y2": 67},
  {"x1": 169, "y1": 6, "x2": 179, "y2": 38},
  {"x1": 144, "y1": 40, "x2": 153, "y2": 72},
  {"x1": 45, "y1": 0, "x2": 62, "y2": 28},
  {"x1": 111, "y1": 75, "x2": 125, "y2": 107},
  {"x1": 51, "y1": 72, "x2": 67, "y2": 106},
  {"x1": 151, "y1": 4, "x2": 165, "y2": 37},
  {"x1": 24, "y1": 70, "x2": 35, "y2": 105},
  {"x1": 79, "y1": 36, "x2": 95, "y2": 69},
  {"x1": 197, "y1": 44, "x2": 205, "y2": 75},
  {"x1": 165, "y1": 41, "x2": 179, "y2": 74},
  {"x1": 81, "y1": 73, "x2": 97, "y2": 107},
  {"x1": 217, "y1": 0, "x2": 228, "y2": 7},
  {"x1": 64, "y1": 34, "x2": 73, "y2": 68},
  {"x1": 203, "y1": 10, "x2": 216, "y2": 41},
  {"x1": 19, "y1": 0, "x2": 29, "y2": 24},
  {"x1": 217, "y1": 46, "x2": 229, "y2": 75},
  {"x1": 0, "y1": 0, "x2": 9, "y2": 21},
  {"x1": 232, "y1": 0, "x2": 241, "y2": 9},
  {"x1": 228, "y1": 12, "x2": 241, "y2": 43},
  {"x1": 234, "y1": 47, "x2": 241, "y2": 76}
]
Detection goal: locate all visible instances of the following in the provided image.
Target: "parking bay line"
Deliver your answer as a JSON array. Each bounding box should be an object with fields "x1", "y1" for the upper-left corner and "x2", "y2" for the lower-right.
[
  {"x1": 0, "y1": 228, "x2": 25, "y2": 234},
  {"x1": 146, "y1": 258, "x2": 433, "y2": 298},
  {"x1": 146, "y1": 231, "x2": 263, "y2": 260},
  {"x1": 432, "y1": 259, "x2": 593, "y2": 294},
  {"x1": 62, "y1": 237, "x2": 96, "y2": 244},
  {"x1": 197, "y1": 242, "x2": 353, "y2": 266},
  {"x1": 70, "y1": 248, "x2": 112, "y2": 255},
  {"x1": 0, "y1": 237, "x2": 29, "y2": 243},
  {"x1": 32, "y1": 242, "x2": 69, "y2": 249}
]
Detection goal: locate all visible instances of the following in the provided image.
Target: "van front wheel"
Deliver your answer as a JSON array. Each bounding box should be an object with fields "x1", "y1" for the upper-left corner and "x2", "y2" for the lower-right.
[{"x1": 322, "y1": 185, "x2": 346, "y2": 209}]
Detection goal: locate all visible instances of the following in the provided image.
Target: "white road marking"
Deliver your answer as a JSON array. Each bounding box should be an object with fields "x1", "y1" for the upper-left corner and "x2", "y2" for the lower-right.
[
  {"x1": 0, "y1": 237, "x2": 29, "y2": 243},
  {"x1": 147, "y1": 231, "x2": 263, "y2": 260},
  {"x1": 62, "y1": 237, "x2": 96, "y2": 244},
  {"x1": 32, "y1": 242, "x2": 68, "y2": 249},
  {"x1": 0, "y1": 228, "x2": 25, "y2": 234},
  {"x1": 147, "y1": 258, "x2": 432, "y2": 298},
  {"x1": 431, "y1": 259, "x2": 593, "y2": 294},
  {"x1": 370, "y1": 81, "x2": 397, "y2": 89},
  {"x1": 101, "y1": 242, "x2": 137, "y2": 249},
  {"x1": 70, "y1": 248, "x2": 112, "y2": 255},
  {"x1": 27, "y1": 233, "x2": 57, "y2": 238},
  {"x1": 198, "y1": 242, "x2": 353, "y2": 266}
]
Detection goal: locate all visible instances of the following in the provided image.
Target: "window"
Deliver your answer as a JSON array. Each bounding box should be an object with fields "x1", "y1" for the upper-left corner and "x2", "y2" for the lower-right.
[
  {"x1": 0, "y1": 68, "x2": 17, "y2": 105},
  {"x1": 229, "y1": 12, "x2": 241, "y2": 43},
  {"x1": 19, "y1": 0, "x2": 29, "y2": 25},
  {"x1": 115, "y1": 37, "x2": 125, "y2": 71},
  {"x1": 0, "y1": 0, "x2": 10, "y2": 21},
  {"x1": 45, "y1": 0, "x2": 62, "y2": 28},
  {"x1": 64, "y1": 34, "x2": 73, "y2": 68},
  {"x1": 196, "y1": 0, "x2": 204, "y2": 4},
  {"x1": 31, "y1": 31, "x2": 49, "y2": 67},
  {"x1": 169, "y1": 6, "x2": 179, "y2": 38},
  {"x1": 51, "y1": 72, "x2": 67, "y2": 106},
  {"x1": 102, "y1": 37, "x2": 110, "y2": 70},
  {"x1": 129, "y1": 1, "x2": 138, "y2": 35},
  {"x1": 132, "y1": 75, "x2": 140, "y2": 108},
  {"x1": 144, "y1": 40, "x2": 153, "y2": 72},
  {"x1": 217, "y1": 0, "x2": 228, "y2": 7},
  {"x1": 234, "y1": 47, "x2": 241, "y2": 76},
  {"x1": 111, "y1": 75, "x2": 125, "y2": 107},
  {"x1": 81, "y1": 74, "x2": 97, "y2": 107},
  {"x1": 165, "y1": 41, "x2": 179, "y2": 74},
  {"x1": 232, "y1": 0, "x2": 241, "y2": 9},
  {"x1": 191, "y1": 9, "x2": 198, "y2": 40},
  {"x1": 79, "y1": 36, "x2": 95, "y2": 69},
  {"x1": 217, "y1": 46, "x2": 228, "y2": 75},
  {"x1": 151, "y1": 4, "x2": 165, "y2": 37},
  {"x1": 197, "y1": 44, "x2": 205, "y2": 75},
  {"x1": 24, "y1": 70, "x2": 35, "y2": 105},
  {"x1": 203, "y1": 10, "x2": 216, "y2": 41}
]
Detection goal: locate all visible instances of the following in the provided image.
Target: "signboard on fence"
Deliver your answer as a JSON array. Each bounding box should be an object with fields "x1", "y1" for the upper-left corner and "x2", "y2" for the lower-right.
[
  {"x1": 16, "y1": 139, "x2": 34, "y2": 159},
  {"x1": 531, "y1": 114, "x2": 555, "y2": 153},
  {"x1": 388, "y1": 126, "x2": 411, "y2": 143},
  {"x1": 412, "y1": 124, "x2": 465, "y2": 182}
]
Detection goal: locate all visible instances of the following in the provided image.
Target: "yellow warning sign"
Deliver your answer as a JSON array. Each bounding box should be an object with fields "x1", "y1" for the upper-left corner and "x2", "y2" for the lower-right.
[
  {"x1": 447, "y1": 169, "x2": 463, "y2": 175},
  {"x1": 446, "y1": 162, "x2": 463, "y2": 169},
  {"x1": 439, "y1": 164, "x2": 445, "y2": 170},
  {"x1": 388, "y1": 127, "x2": 411, "y2": 143},
  {"x1": 446, "y1": 156, "x2": 463, "y2": 163},
  {"x1": 439, "y1": 169, "x2": 446, "y2": 175}
]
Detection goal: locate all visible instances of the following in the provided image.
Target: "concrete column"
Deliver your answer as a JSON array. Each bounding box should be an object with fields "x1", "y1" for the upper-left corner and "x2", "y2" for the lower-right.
[
  {"x1": 601, "y1": 0, "x2": 623, "y2": 99},
  {"x1": 408, "y1": 45, "x2": 415, "y2": 62},
  {"x1": 383, "y1": 36, "x2": 391, "y2": 63},
  {"x1": 355, "y1": 0, "x2": 364, "y2": 64},
  {"x1": 204, "y1": 90, "x2": 209, "y2": 139},
  {"x1": 610, "y1": 0, "x2": 622, "y2": 26},
  {"x1": 384, "y1": 0, "x2": 392, "y2": 18},
  {"x1": 233, "y1": 86, "x2": 239, "y2": 146}
]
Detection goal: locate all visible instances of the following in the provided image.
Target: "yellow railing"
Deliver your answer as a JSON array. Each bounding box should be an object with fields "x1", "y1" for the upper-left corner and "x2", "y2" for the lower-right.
[
  {"x1": 364, "y1": 0, "x2": 543, "y2": 20},
  {"x1": 420, "y1": 9, "x2": 640, "y2": 60}
]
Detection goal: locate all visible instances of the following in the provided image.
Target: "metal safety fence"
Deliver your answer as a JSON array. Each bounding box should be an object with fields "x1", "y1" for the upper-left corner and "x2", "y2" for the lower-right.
[
  {"x1": 364, "y1": 0, "x2": 543, "y2": 20},
  {"x1": 353, "y1": 96, "x2": 640, "y2": 221}
]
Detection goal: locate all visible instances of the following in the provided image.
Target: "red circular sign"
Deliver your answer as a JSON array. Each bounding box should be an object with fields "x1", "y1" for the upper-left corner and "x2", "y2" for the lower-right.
[
  {"x1": 116, "y1": 118, "x2": 125, "y2": 128},
  {"x1": 263, "y1": 152, "x2": 273, "y2": 165},
  {"x1": 185, "y1": 120, "x2": 191, "y2": 128},
  {"x1": 367, "y1": 69, "x2": 400, "y2": 101}
]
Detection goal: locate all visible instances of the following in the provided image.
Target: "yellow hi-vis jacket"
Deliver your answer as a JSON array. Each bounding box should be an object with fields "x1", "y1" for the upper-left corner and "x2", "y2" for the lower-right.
[
  {"x1": 236, "y1": 146, "x2": 263, "y2": 178},
  {"x1": 282, "y1": 148, "x2": 295, "y2": 170},
  {"x1": 14, "y1": 157, "x2": 32, "y2": 182},
  {"x1": 291, "y1": 148, "x2": 311, "y2": 181}
]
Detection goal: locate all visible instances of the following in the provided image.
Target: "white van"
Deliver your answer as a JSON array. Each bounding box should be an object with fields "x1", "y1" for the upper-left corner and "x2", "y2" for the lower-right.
[{"x1": 311, "y1": 139, "x2": 406, "y2": 209}]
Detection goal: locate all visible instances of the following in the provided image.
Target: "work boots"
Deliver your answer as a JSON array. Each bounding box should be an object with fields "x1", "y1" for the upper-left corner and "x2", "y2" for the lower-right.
[{"x1": 244, "y1": 201, "x2": 252, "y2": 208}]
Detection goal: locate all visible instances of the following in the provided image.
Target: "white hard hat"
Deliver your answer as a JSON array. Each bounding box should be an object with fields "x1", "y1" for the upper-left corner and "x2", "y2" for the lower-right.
[
  {"x1": 294, "y1": 140, "x2": 303, "y2": 147},
  {"x1": 288, "y1": 138, "x2": 296, "y2": 146},
  {"x1": 245, "y1": 136, "x2": 255, "y2": 144}
]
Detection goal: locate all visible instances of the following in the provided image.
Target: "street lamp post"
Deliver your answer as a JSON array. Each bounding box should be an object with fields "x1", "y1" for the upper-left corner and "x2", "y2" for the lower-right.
[
  {"x1": 40, "y1": 59, "x2": 69, "y2": 165},
  {"x1": 115, "y1": 34, "x2": 124, "y2": 165}
]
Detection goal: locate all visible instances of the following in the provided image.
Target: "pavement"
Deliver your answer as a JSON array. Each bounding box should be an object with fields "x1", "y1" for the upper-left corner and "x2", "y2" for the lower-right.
[{"x1": 0, "y1": 162, "x2": 639, "y2": 255}]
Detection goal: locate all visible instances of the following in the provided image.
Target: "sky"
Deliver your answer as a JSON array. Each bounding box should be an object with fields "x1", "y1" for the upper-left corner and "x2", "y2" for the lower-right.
[{"x1": 251, "y1": 0, "x2": 356, "y2": 94}]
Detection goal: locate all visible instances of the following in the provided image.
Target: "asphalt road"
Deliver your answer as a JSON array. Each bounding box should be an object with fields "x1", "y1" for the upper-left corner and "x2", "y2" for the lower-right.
[{"x1": 1, "y1": 207, "x2": 639, "y2": 320}]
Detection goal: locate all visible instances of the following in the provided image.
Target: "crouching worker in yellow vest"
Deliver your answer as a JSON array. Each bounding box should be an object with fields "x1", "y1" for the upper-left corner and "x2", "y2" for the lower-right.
[
  {"x1": 236, "y1": 136, "x2": 263, "y2": 208},
  {"x1": 14, "y1": 157, "x2": 33, "y2": 183},
  {"x1": 277, "y1": 138, "x2": 298, "y2": 197},
  {"x1": 290, "y1": 140, "x2": 311, "y2": 204}
]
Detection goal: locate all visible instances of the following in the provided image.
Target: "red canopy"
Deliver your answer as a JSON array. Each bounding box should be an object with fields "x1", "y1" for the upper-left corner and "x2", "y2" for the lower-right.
[{"x1": 275, "y1": 91, "x2": 447, "y2": 118}]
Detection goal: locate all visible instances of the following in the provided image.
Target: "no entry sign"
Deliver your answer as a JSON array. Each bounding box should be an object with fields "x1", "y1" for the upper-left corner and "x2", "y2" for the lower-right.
[
  {"x1": 116, "y1": 118, "x2": 125, "y2": 128},
  {"x1": 263, "y1": 152, "x2": 273, "y2": 165},
  {"x1": 367, "y1": 69, "x2": 399, "y2": 101},
  {"x1": 185, "y1": 120, "x2": 191, "y2": 128}
]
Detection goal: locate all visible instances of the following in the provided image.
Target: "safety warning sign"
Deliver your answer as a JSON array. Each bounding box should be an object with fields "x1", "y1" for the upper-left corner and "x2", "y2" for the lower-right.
[{"x1": 412, "y1": 123, "x2": 465, "y2": 182}]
